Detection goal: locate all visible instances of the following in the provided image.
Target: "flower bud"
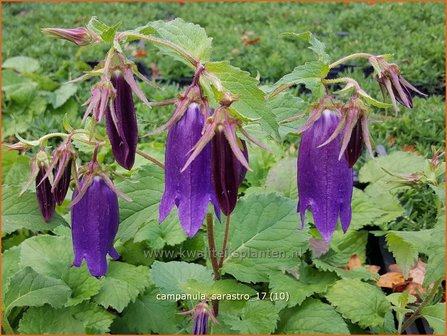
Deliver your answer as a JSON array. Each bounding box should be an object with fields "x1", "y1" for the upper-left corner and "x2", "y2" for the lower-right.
[
  {"x1": 36, "y1": 166, "x2": 56, "y2": 222},
  {"x1": 105, "y1": 72, "x2": 138, "y2": 170},
  {"x1": 71, "y1": 176, "x2": 120, "y2": 277},
  {"x1": 42, "y1": 27, "x2": 97, "y2": 46},
  {"x1": 344, "y1": 121, "x2": 364, "y2": 168},
  {"x1": 54, "y1": 159, "x2": 72, "y2": 205},
  {"x1": 159, "y1": 104, "x2": 220, "y2": 237},
  {"x1": 298, "y1": 110, "x2": 353, "y2": 241},
  {"x1": 211, "y1": 129, "x2": 248, "y2": 216}
]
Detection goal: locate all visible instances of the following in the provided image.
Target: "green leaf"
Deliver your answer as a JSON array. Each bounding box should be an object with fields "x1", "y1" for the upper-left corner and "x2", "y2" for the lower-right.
[
  {"x1": 18, "y1": 305, "x2": 86, "y2": 334},
  {"x1": 2, "y1": 246, "x2": 22, "y2": 295},
  {"x1": 86, "y1": 16, "x2": 119, "y2": 43},
  {"x1": 116, "y1": 165, "x2": 165, "y2": 242},
  {"x1": 2, "y1": 186, "x2": 65, "y2": 234},
  {"x1": 50, "y1": 83, "x2": 77, "y2": 109},
  {"x1": 319, "y1": 230, "x2": 369, "y2": 266},
  {"x1": 181, "y1": 278, "x2": 256, "y2": 298},
  {"x1": 269, "y1": 264, "x2": 337, "y2": 310},
  {"x1": 151, "y1": 261, "x2": 213, "y2": 295},
  {"x1": 269, "y1": 61, "x2": 329, "y2": 98},
  {"x1": 225, "y1": 300, "x2": 278, "y2": 334},
  {"x1": 62, "y1": 266, "x2": 102, "y2": 306},
  {"x1": 2, "y1": 149, "x2": 30, "y2": 186},
  {"x1": 277, "y1": 298, "x2": 350, "y2": 334},
  {"x1": 313, "y1": 258, "x2": 379, "y2": 281},
  {"x1": 150, "y1": 18, "x2": 212, "y2": 64},
  {"x1": 425, "y1": 219, "x2": 445, "y2": 285},
  {"x1": 216, "y1": 193, "x2": 309, "y2": 283},
  {"x1": 94, "y1": 261, "x2": 151, "y2": 313},
  {"x1": 134, "y1": 209, "x2": 187, "y2": 250},
  {"x1": 70, "y1": 302, "x2": 115, "y2": 334},
  {"x1": 204, "y1": 61, "x2": 278, "y2": 138},
  {"x1": 421, "y1": 303, "x2": 445, "y2": 334},
  {"x1": 117, "y1": 286, "x2": 180, "y2": 334},
  {"x1": 267, "y1": 91, "x2": 307, "y2": 138},
  {"x1": 282, "y1": 31, "x2": 330, "y2": 64},
  {"x1": 265, "y1": 157, "x2": 298, "y2": 199},
  {"x1": 2, "y1": 69, "x2": 38, "y2": 105},
  {"x1": 358, "y1": 89, "x2": 392, "y2": 108},
  {"x1": 3, "y1": 56, "x2": 40, "y2": 73},
  {"x1": 325, "y1": 278, "x2": 390, "y2": 328},
  {"x1": 386, "y1": 232, "x2": 418, "y2": 278},
  {"x1": 4, "y1": 267, "x2": 71, "y2": 313}
]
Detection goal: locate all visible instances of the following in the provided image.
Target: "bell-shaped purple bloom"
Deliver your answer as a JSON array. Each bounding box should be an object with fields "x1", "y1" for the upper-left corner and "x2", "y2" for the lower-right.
[
  {"x1": 159, "y1": 104, "x2": 220, "y2": 237},
  {"x1": 71, "y1": 176, "x2": 120, "y2": 277},
  {"x1": 36, "y1": 167, "x2": 56, "y2": 222},
  {"x1": 211, "y1": 129, "x2": 248, "y2": 216},
  {"x1": 344, "y1": 122, "x2": 364, "y2": 168},
  {"x1": 106, "y1": 73, "x2": 138, "y2": 170},
  {"x1": 298, "y1": 110, "x2": 353, "y2": 241},
  {"x1": 53, "y1": 159, "x2": 72, "y2": 205}
]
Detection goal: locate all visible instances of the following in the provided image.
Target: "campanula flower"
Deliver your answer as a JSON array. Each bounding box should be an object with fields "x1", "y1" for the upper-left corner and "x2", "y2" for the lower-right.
[
  {"x1": 42, "y1": 27, "x2": 98, "y2": 46},
  {"x1": 211, "y1": 128, "x2": 248, "y2": 216},
  {"x1": 180, "y1": 301, "x2": 218, "y2": 335},
  {"x1": 298, "y1": 110, "x2": 353, "y2": 241},
  {"x1": 159, "y1": 103, "x2": 220, "y2": 237},
  {"x1": 105, "y1": 72, "x2": 138, "y2": 170},
  {"x1": 71, "y1": 176, "x2": 120, "y2": 277},
  {"x1": 36, "y1": 166, "x2": 56, "y2": 222}
]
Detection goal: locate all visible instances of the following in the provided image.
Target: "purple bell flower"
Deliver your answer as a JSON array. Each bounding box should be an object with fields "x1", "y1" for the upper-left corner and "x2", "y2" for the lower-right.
[
  {"x1": 71, "y1": 176, "x2": 120, "y2": 277},
  {"x1": 298, "y1": 110, "x2": 353, "y2": 241},
  {"x1": 53, "y1": 158, "x2": 72, "y2": 205},
  {"x1": 211, "y1": 128, "x2": 248, "y2": 216},
  {"x1": 105, "y1": 72, "x2": 138, "y2": 170},
  {"x1": 36, "y1": 166, "x2": 56, "y2": 222},
  {"x1": 159, "y1": 103, "x2": 220, "y2": 237},
  {"x1": 180, "y1": 301, "x2": 217, "y2": 335}
]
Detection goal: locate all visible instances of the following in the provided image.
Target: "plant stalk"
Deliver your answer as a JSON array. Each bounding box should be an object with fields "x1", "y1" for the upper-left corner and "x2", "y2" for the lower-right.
[
  {"x1": 206, "y1": 214, "x2": 220, "y2": 316},
  {"x1": 328, "y1": 52, "x2": 374, "y2": 69},
  {"x1": 219, "y1": 215, "x2": 231, "y2": 268}
]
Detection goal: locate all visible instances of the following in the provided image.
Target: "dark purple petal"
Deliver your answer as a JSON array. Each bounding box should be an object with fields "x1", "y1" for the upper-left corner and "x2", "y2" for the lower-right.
[
  {"x1": 36, "y1": 167, "x2": 56, "y2": 222},
  {"x1": 106, "y1": 74, "x2": 138, "y2": 170},
  {"x1": 211, "y1": 130, "x2": 248, "y2": 216},
  {"x1": 344, "y1": 122, "x2": 364, "y2": 168},
  {"x1": 159, "y1": 104, "x2": 220, "y2": 237},
  {"x1": 193, "y1": 311, "x2": 209, "y2": 335},
  {"x1": 71, "y1": 177, "x2": 120, "y2": 277},
  {"x1": 298, "y1": 110, "x2": 353, "y2": 241},
  {"x1": 54, "y1": 159, "x2": 72, "y2": 205}
]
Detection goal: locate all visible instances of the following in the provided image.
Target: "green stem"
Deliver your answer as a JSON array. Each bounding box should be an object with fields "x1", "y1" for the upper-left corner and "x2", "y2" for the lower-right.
[
  {"x1": 136, "y1": 149, "x2": 165, "y2": 169},
  {"x1": 206, "y1": 214, "x2": 220, "y2": 316},
  {"x1": 219, "y1": 215, "x2": 231, "y2": 268},
  {"x1": 328, "y1": 52, "x2": 374, "y2": 69},
  {"x1": 2, "y1": 314, "x2": 15, "y2": 334},
  {"x1": 321, "y1": 77, "x2": 353, "y2": 85},
  {"x1": 118, "y1": 32, "x2": 199, "y2": 67},
  {"x1": 400, "y1": 279, "x2": 443, "y2": 334}
]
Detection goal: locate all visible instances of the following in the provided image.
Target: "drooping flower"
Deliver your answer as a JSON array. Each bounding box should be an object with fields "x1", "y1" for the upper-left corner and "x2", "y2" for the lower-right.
[
  {"x1": 71, "y1": 176, "x2": 120, "y2": 277},
  {"x1": 211, "y1": 127, "x2": 248, "y2": 216},
  {"x1": 42, "y1": 27, "x2": 98, "y2": 46},
  {"x1": 180, "y1": 301, "x2": 218, "y2": 335},
  {"x1": 298, "y1": 110, "x2": 353, "y2": 241},
  {"x1": 369, "y1": 56, "x2": 426, "y2": 112},
  {"x1": 36, "y1": 166, "x2": 56, "y2": 222},
  {"x1": 105, "y1": 71, "x2": 138, "y2": 170},
  {"x1": 159, "y1": 103, "x2": 220, "y2": 237}
]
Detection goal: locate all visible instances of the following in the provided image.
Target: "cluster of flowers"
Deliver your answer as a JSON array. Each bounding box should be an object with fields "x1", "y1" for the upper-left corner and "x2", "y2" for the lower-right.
[{"x1": 10, "y1": 25, "x2": 423, "y2": 335}]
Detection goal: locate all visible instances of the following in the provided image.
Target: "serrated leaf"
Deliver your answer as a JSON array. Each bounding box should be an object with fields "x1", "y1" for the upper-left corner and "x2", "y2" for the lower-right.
[
  {"x1": 151, "y1": 261, "x2": 213, "y2": 295},
  {"x1": 150, "y1": 18, "x2": 212, "y2": 64},
  {"x1": 326, "y1": 278, "x2": 390, "y2": 328},
  {"x1": 117, "y1": 286, "x2": 180, "y2": 334},
  {"x1": 116, "y1": 165, "x2": 165, "y2": 242},
  {"x1": 421, "y1": 303, "x2": 446, "y2": 334},
  {"x1": 204, "y1": 61, "x2": 278, "y2": 138},
  {"x1": 277, "y1": 298, "x2": 349, "y2": 334},
  {"x1": 386, "y1": 232, "x2": 418, "y2": 278},
  {"x1": 2, "y1": 69, "x2": 38, "y2": 105},
  {"x1": 265, "y1": 157, "x2": 298, "y2": 199},
  {"x1": 425, "y1": 219, "x2": 445, "y2": 285},
  {"x1": 225, "y1": 300, "x2": 278, "y2": 334},
  {"x1": 62, "y1": 266, "x2": 102, "y2": 306},
  {"x1": 2, "y1": 148, "x2": 30, "y2": 186},
  {"x1": 282, "y1": 31, "x2": 330, "y2": 64},
  {"x1": 18, "y1": 305, "x2": 86, "y2": 334},
  {"x1": 269, "y1": 265, "x2": 337, "y2": 310},
  {"x1": 50, "y1": 83, "x2": 77, "y2": 109},
  {"x1": 2, "y1": 246, "x2": 22, "y2": 296},
  {"x1": 2, "y1": 186, "x2": 65, "y2": 234},
  {"x1": 134, "y1": 209, "x2": 187, "y2": 250},
  {"x1": 319, "y1": 230, "x2": 369, "y2": 266},
  {"x1": 215, "y1": 193, "x2": 309, "y2": 283},
  {"x1": 94, "y1": 261, "x2": 151, "y2": 312},
  {"x1": 3, "y1": 56, "x2": 40, "y2": 73},
  {"x1": 313, "y1": 258, "x2": 379, "y2": 281},
  {"x1": 4, "y1": 267, "x2": 71, "y2": 313},
  {"x1": 70, "y1": 302, "x2": 115, "y2": 334},
  {"x1": 269, "y1": 61, "x2": 329, "y2": 98}
]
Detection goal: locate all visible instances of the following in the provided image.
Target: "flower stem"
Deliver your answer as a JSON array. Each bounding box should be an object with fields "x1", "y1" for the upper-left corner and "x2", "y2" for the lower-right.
[
  {"x1": 400, "y1": 279, "x2": 443, "y2": 334},
  {"x1": 219, "y1": 215, "x2": 231, "y2": 268},
  {"x1": 321, "y1": 77, "x2": 353, "y2": 85},
  {"x1": 206, "y1": 213, "x2": 221, "y2": 316},
  {"x1": 118, "y1": 32, "x2": 199, "y2": 67},
  {"x1": 2, "y1": 314, "x2": 15, "y2": 334},
  {"x1": 328, "y1": 52, "x2": 374, "y2": 69},
  {"x1": 135, "y1": 149, "x2": 165, "y2": 169}
]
